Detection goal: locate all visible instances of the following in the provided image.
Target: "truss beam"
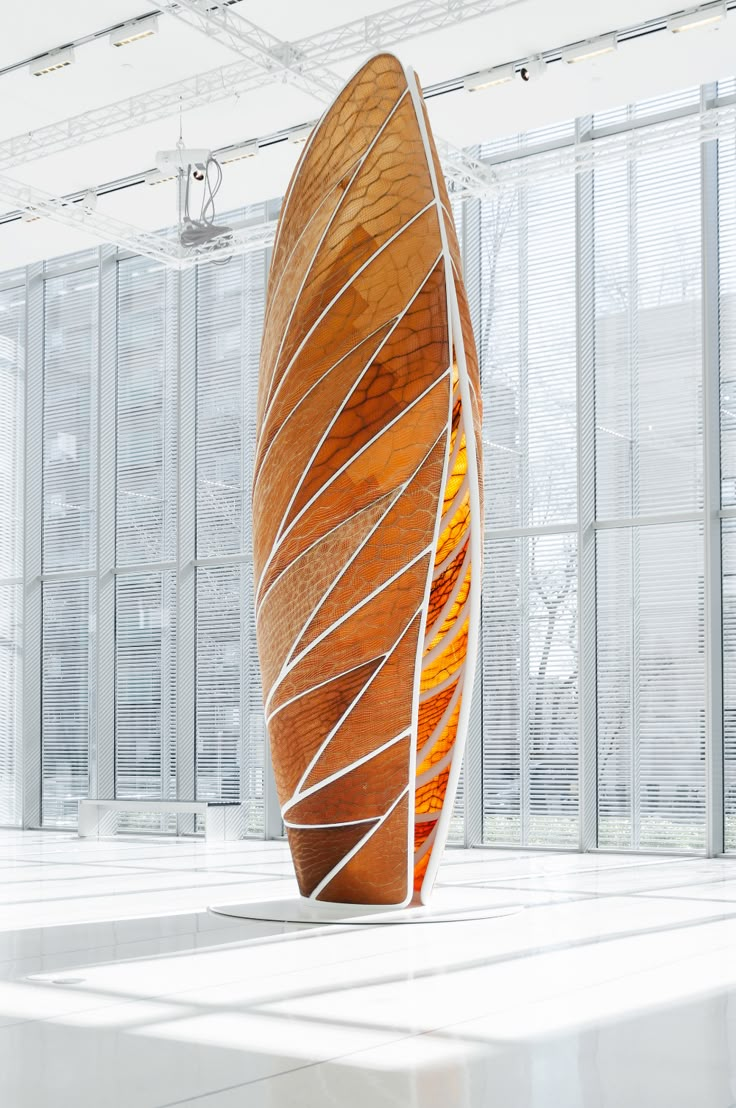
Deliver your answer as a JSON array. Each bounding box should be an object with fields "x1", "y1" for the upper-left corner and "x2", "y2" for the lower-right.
[
  {"x1": 0, "y1": 175, "x2": 182, "y2": 265},
  {"x1": 0, "y1": 0, "x2": 520, "y2": 171},
  {"x1": 156, "y1": 0, "x2": 343, "y2": 100}
]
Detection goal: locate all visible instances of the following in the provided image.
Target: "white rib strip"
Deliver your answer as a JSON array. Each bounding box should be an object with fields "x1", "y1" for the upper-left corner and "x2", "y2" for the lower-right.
[
  {"x1": 256, "y1": 365, "x2": 449, "y2": 598},
  {"x1": 438, "y1": 474, "x2": 470, "y2": 533},
  {"x1": 283, "y1": 728, "x2": 411, "y2": 815},
  {"x1": 423, "y1": 548, "x2": 470, "y2": 647},
  {"x1": 443, "y1": 397, "x2": 464, "y2": 476},
  {"x1": 421, "y1": 595, "x2": 470, "y2": 669},
  {"x1": 264, "y1": 543, "x2": 432, "y2": 714},
  {"x1": 415, "y1": 675, "x2": 464, "y2": 765},
  {"x1": 265, "y1": 92, "x2": 408, "y2": 326},
  {"x1": 256, "y1": 489, "x2": 395, "y2": 620},
  {"x1": 270, "y1": 255, "x2": 444, "y2": 549},
  {"x1": 289, "y1": 606, "x2": 423, "y2": 799},
  {"x1": 415, "y1": 745, "x2": 455, "y2": 789},
  {"x1": 260, "y1": 90, "x2": 411, "y2": 430},
  {"x1": 413, "y1": 823, "x2": 438, "y2": 867},
  {"x1": 266, "y1": 651, "x2": 385, "y2": 726},
  {"x1": 284, "y1": 816, "x2": 376, "y2": 830},
  {"x1": 281, "y1": 426, "x2": 447, "y2": 671},
  {"x1": 262, "y1": 200, "x2": 436, "y2": 429},
  {"x1": 309, "y1": 786, "x2": 411, "y2": 900},
  {"x1": 418, "y1": 667, "x2": 459, "y2": 703},
  {"x1": 433, "y1": 515, "x2": 471, "y2": 576},
  {"x1": 254, "y1": 319, "x2": 397, "y2": 494}
]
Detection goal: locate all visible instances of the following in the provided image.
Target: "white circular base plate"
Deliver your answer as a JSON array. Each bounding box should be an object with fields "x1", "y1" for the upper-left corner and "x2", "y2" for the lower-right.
[{"x1": 209, "y1": 887, "x2": 522, "y2": 925}]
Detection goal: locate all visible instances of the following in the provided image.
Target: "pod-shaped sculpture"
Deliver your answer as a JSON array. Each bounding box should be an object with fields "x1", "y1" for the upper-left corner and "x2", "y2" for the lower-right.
[{"x1": 253, "y1": 53, "x2": 483, "y2": 906}]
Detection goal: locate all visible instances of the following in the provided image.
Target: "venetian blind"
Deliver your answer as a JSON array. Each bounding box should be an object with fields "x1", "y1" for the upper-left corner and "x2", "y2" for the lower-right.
[
  {"x1": 0, "y1": 283, "x2": 24, "y2": 825},
  {"x1": 195, "y1": 246, "x2": 266, "y2": 829},
  {"x1": 41, "y1": 268, "x2": 98, "y2": 826},
  {"x1": 594, "y1": 131, "x2": 705, "y2": 850},
  {"x1": 479, "y1": 142, "x2": 579, "y2": 847}
]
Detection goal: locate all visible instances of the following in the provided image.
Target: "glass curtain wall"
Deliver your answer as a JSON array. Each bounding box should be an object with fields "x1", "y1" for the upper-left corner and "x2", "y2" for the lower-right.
[{"x1": 1, "y1": 87, "x2": 736, "y2": 852}]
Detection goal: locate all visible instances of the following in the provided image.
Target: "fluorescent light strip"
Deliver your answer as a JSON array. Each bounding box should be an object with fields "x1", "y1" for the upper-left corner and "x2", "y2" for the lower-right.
[
  {"x1": 110, "y1": 15, "x2": 159, "y2": 48},
  {"x1": 220, "y1": 141, "x2": 259, "y2": 163},
  {"x1": 29, "y1": 47, "x2": 74, "y2": 77},
  {"x1": 464, "y1": 63, "x2": 515, "y2": 91},
  {"x1": 668, "y1": 4, "x2": 726, "y2": 31},
  {"x1": 562, "y1": 34, "x2": 618, "y2": 63},
  {"x1": 146, "y1": 170, "x2": 178, "y2": 186}
]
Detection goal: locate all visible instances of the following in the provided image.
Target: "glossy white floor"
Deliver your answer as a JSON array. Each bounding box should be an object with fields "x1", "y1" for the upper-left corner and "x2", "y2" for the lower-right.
[{"x1": 1, "y1": 832, "x2": 736, "y2": 1108}]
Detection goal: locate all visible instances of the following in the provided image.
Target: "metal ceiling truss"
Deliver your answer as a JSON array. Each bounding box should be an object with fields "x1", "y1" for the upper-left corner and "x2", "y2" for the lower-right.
[
  {"x1": 0, "y1": 173, "x2": 277, "y2": 268},
  {"x1": 0, "y1": 0, "x2": 517, "y2": 171},
  {"x1": 0, "y1": 175, "x2": 181, "y2": 266},
  {"x1": 155, "y1": 0, "x2": 343, "y2": 100},
  {"x1": 0, "y1": 0, "x2": 502, "y2": 262},
  {"x1": 8, "y1": 0, "x2": 721, "y2": 265},
  {"x1": 159, "y1": 0, "x2": 497, "y2": 194}
]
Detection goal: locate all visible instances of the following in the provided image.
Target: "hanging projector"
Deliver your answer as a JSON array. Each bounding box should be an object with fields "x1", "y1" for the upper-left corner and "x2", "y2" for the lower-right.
[
  {"x1": 154, "y1": 146, "x2": 232, "y2": 253},
  {"x1": 156, "y1": 147, "x2": 211, "y2": 178}
]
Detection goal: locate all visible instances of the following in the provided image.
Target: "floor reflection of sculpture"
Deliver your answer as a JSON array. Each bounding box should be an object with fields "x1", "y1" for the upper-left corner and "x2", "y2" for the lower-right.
[{"x1": 252, "y1": 52, "x2": 483, "y2": 907}]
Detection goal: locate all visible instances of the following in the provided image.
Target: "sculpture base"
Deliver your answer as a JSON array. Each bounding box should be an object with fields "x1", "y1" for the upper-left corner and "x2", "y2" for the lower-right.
[{"x1": 209, "y1": 887, "x2": 522, "y2": 926}]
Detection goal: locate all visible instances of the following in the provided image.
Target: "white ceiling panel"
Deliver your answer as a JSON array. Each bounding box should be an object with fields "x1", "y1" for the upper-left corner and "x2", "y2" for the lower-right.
[
  {"x1": 0, "y1": 1, "x2": 146, "y2": 68},
  {"x1": 0, "y1": 16, "x2": 234, "y2": 140},
  {"x1": 1, "y1": 0, "x2": 736, "y2": 268},
  {"x1": 427, "y1": 20, "x2": 736, "y2": 146}
]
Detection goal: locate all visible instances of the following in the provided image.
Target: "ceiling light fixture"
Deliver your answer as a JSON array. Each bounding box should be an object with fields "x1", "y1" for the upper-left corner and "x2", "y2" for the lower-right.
[
  {"x1": 562, "y1": 34, "x2": 617, "y2": 64},
  {"x1": 289, "y1": 125, "x2": 313, "y2": 144},
  {"x1": 668, "y1": 3, "x2": 726, "y2": 32},
  {"x1": 220, "y1": 141, "x2": 259, "y2": 164},
  {"x1": 110, "y1": 15, "x2": 159, "y2": 48},
  {"x1": 464, "y1": 64, "x2": 515, "y2": 92},
  {"x1": 29, "y1": 46, "x2": 74, "y2": 77},
  {"x1": 146, "y1": 169, "x2": 178, "y2": 186}
]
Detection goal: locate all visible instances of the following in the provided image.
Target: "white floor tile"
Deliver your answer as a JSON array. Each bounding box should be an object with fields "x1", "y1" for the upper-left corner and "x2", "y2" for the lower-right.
[{"x1": 0, "y1": 831, "x2": 735, "y2": 1107}]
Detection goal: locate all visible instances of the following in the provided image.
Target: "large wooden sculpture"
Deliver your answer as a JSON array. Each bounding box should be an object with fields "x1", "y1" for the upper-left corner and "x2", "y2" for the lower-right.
[{"x1": 253, "y1": 52, "x2": 483, "y2": 907}]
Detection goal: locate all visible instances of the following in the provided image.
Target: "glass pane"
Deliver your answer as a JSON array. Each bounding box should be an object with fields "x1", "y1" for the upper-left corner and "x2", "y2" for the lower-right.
[
  {"x1": 482, "y1": 533, "x2": 578, "y2": 846},
  {"x1": 596, "y1": 523, "x2": 705, "y2": 851},
  {"x1": 115, "y1": 573, "x2": 177, "y2": 819},
  {"x1": 594, "y1": 146, "x2": 703, "y2": 520},
  {"x1": 196, "y1": 253, "x2": 265, "y2": 558},
  {"x1": 116, "y1": 258, "x2": 176, "y2": 565},
  {"x1": 0, "y1": 584, "x2": 21, "y2": 825},
  {"x1": 480, "y1": 175, "x2": 577, "y2": 532},
  {"x1": 42, "y1": 578, "x2": 95, "y2": 827},
  {"x1": 43, "y1": 269, "x2": 98, "y2": 571},
  {"x1": 0, "y1": 283, "x2": 24, "y2": 580}
]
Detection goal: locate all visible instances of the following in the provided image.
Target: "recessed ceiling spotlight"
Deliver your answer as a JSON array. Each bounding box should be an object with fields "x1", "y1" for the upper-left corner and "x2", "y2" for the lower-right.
[
  {"x1": 220, "y1": 141, "x2": 259, "y2": 164},
  {"x1": 562, "y1": 34, "x2": 618, "y2": 64},
  {"x1": 668, "y1": 3, "x2": 726, "y2": 32},
  {"x1": 289, "y1": 125, "x2": 313, "y2": 144},
  {"x1": 110, "y1": 14, "x2": 159, "y2": 48},
  {"x1": 464, "y1": 64, "x2": 515, "y2": 92},
  {"x1": 29, "y1": 46, "x2": 74, "y2": 77},
  {"x1": 519, "y1": 56, "x2": 548, "y2": 82}
]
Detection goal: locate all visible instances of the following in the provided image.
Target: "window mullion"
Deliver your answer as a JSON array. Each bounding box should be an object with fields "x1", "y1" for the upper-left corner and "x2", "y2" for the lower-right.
[
  {"x1": 93, "y1": 245, "x2": 117, "y2": 805},
  {"x1": 576, "y1": 115, "x2": 599, "y2": 851},
  {"x1": 21, "y1": 263, "x2": 43, "y2": 829},
  {"x1": 702, "y1": 81, "x2": 725, "y2": 857}
]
